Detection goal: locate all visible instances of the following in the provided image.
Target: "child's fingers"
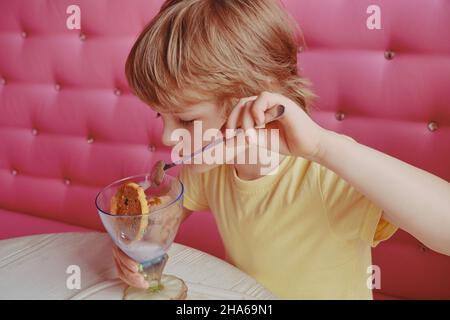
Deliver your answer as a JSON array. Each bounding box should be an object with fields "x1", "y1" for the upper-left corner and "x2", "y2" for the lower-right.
[
  {"x1": 250, "y1": 97, "x2": 267, "y2": 126},
  {"x1": 113, "y1": 257, "x2": 148, "y2": 289},
  {"x1": 112, "y1": 245, "x2": 139, "y2": 273},
  {"x1": 113, "y1": 246, "x2": 138, "y2": 273},
  {"x1": 226, "y1": 96, "x2": 257, "y2": 130},
  {"x1": 241, "y1": 103, "x2": 258, "y2": 144},
  {"x1": 241, "y1": 102, "x2": 256, "y2": 131},
  {"x1": 251, "y1": 91, "x2": 292, "y2": 126},
  {"x1": 251, "y1": 92, "x2": 277, "y2": 124}
]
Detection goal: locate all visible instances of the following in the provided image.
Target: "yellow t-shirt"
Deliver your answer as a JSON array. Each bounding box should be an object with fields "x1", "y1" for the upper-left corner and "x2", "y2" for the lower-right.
[{"x1": 179, "y1": 156, "x2": 397, "y2": 299}]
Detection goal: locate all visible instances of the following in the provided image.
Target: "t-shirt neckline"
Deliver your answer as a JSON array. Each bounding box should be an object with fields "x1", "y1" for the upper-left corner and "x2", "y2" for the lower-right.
[{"x1": 228, "y1": 155, "x2": 294, "y2": 193}]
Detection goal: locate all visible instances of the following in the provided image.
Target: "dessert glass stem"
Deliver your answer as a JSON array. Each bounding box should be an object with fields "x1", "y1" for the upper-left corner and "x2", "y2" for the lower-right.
[{"x1": 138, "y1": 254, "x2": 168, "y2": 291}]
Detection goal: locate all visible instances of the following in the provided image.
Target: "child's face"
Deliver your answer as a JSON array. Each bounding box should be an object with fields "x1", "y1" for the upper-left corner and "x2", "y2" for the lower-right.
[{"x1": 157, "y1": 101, "x2": 226, "y2": 173}]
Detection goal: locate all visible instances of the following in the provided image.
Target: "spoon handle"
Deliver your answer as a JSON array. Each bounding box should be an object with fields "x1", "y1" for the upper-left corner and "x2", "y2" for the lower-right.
[{"x1": 167, "y1": 104, "x2": 285, "y2": 168}]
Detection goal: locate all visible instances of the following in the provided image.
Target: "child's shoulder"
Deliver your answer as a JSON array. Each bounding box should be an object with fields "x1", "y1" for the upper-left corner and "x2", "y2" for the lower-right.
[{"x1": 286, "y1": 156, "x2": 349, "y2": 193}]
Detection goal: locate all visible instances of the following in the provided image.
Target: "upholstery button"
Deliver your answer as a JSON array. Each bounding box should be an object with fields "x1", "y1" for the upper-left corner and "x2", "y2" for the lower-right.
[
  {"x1": 55, "y1": 83, "x2": 61, "y2": 91},
  {"x1": 114, "y1": 88, "x2": 122, "y2": 96},
  {"x1": 335, "y1": 111, "x2": 345, "y2": 121},
  {"x1": 21, "y1": 31, "x2": 27, "y2": 38},
  {"x1": 0, "y1": 77, "x2": 6, "y2": 85},
  {"x1": 420, "y1": 245, "x2": 427, "y2": 252},
  {"x1": 11, "y1": 169, "x2": 18, "y2": 176},
  {"x1": 148, "y1": 144, "x2": 156, "y2": 152},
  {"x1": 384, "y1": 50, "x2": 395, "y2": 60},
  {"x1": 31, "y1": 128, "x2": 39, "y2": 136},
  {"x1": 79, "y1": 32, "x2": 86, "y2": 41},
  {"x1": 64, "y1": 178, "x2": 71, "y2": 185},
  {"x1": 427, "y1": 121, "x2": 438, "y2": 132},
  {"x1": 87, "y1": 136, "x2": 95, "y2": 144}
]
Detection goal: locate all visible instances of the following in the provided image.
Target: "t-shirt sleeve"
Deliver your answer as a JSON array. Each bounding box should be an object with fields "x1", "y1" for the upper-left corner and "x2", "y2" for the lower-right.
[
  {"x1": 178, "y1": 166, "x2": 210, "y2": 212},
  {"x1": 318, "y1": 164, "x2": 398, "y2": 247}
]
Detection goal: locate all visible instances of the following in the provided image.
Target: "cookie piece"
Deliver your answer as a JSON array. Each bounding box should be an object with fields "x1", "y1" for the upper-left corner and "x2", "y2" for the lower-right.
[
  {"x1": 111, "y1": 182, "x2": 150, "y2": 240},
  {"x1": 147, "y1": 195, "x2": 172, "y2": 212}
]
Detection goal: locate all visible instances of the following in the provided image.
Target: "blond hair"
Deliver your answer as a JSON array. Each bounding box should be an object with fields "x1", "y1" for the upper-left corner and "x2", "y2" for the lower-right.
[{"x1": 125, "y1": 0, "x2": 315, "y2": 115}]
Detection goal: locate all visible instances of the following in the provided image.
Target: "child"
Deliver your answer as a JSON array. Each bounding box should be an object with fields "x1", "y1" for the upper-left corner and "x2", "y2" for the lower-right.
[{"x1": 113, "y1": 0, "x2": 450, "y2": 299}]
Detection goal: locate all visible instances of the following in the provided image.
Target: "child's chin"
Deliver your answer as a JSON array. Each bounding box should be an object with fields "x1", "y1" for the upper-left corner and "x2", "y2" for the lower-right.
[{"x1": 186, "y1": 163, "x2": 219, "y2": 173}]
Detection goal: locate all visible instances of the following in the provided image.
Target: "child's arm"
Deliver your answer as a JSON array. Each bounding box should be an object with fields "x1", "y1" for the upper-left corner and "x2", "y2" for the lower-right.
[
  {"x1": 227, "y1": 91, "x2": 450, "y2": 255},
  {"x1": 316, "y1": 130, "x2": 450, "y2": 255}
]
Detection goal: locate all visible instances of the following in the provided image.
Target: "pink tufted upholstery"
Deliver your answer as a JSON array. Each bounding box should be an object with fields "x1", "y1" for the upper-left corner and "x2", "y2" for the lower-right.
[
  {"x1": 284, "y1": 0, "x2": 450, "y2": 299},
  {"x1": 0, "y1": 0, "x2": 226, "y2": 263},
  {"x1": 0, "y1": 0, "x2": 449, "y2": 299}
]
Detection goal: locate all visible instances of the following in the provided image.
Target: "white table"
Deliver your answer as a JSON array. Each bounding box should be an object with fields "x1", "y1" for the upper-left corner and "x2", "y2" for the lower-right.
[{"x1": 0, "y1": 232, "x2": 276, "y2": 300}]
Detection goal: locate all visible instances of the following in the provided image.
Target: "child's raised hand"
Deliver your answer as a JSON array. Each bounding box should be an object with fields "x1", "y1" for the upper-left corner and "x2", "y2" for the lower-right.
[{"x1": 226, "y1": 92, "x2": 326, "y2": 160}]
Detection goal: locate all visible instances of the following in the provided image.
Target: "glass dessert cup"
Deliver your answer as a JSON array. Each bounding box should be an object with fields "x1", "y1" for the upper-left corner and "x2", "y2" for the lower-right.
[{"x1": 95, "y1": 173, "x2": 186, "y2": 300}]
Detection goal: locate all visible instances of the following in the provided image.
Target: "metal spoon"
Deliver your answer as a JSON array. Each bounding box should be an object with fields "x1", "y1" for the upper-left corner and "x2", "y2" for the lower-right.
[{"x1": 140, "y1": 104, "x2": 285, "y2": 189}]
